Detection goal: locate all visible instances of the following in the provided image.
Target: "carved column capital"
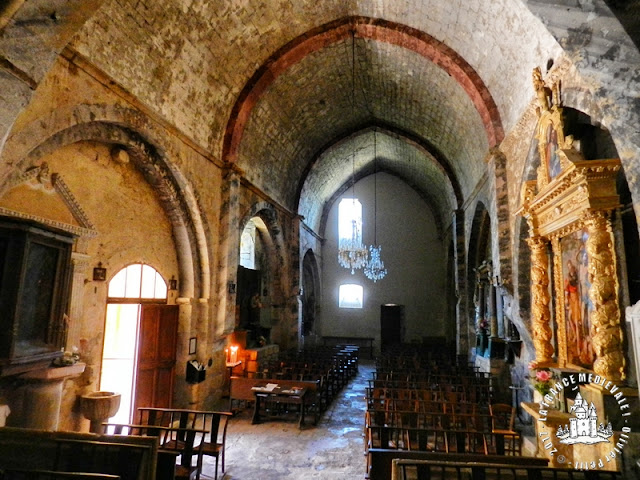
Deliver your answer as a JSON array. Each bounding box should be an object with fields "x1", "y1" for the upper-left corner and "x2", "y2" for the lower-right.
[{"x1": 527, "y1": 235, "x2": 554, "y2": 364}]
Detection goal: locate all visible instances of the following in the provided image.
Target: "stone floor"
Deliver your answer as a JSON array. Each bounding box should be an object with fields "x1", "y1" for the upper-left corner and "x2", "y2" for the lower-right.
[{"x1": 202, "y1": 361, "x2": 373, "y2": 479}]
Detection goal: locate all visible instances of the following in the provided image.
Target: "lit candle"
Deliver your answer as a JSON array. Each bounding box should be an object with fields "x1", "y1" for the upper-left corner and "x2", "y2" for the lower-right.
[
  {"x1": 224, "y1": 347, "x2": 229, "y2": 363},
  {"x1": 230, "y1": 345, "x2": 239, "y2": 364}
]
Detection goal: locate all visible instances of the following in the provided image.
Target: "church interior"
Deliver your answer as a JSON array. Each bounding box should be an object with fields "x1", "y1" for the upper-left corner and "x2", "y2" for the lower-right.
[{"x1": 1, "y1": 0, "x2": 640, "y2": 478}]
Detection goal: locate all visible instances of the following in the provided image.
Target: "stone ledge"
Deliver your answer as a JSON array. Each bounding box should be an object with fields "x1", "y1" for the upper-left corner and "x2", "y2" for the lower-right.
[{"x1": 21, "y1": 362, "x2": 86, "y2": 381}]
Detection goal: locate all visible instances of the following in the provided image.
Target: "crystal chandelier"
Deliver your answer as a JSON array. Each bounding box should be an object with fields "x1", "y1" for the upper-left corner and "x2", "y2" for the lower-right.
[
  {"x1": 364, "y1": 129, "x2": 387, "y2": 282},
  {"x1": 338, "y1": 198, "x2": 368, "y2": 274},
  {"x1": 364, "y1": 244, "x2": 386, "y2": 282},
  {"x1": 338, "y1": 30, "x2": 369, "y2": 274}
]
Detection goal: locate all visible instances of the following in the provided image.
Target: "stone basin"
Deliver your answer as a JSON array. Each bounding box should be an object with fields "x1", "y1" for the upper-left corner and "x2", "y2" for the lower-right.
[{"x1": 80, "y1": 391, "x2": 121, "y2": 432}]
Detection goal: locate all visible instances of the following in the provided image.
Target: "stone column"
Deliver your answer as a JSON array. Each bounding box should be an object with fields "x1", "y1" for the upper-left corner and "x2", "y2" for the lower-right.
[
  {"x1": 477, "y1": 280, "x2": 486, "y2": 327},
  {"x1": 215, "y1": 165, "x2": 242, "y2": 337},
  {"x1": 583, "y1": 211, "x2": 625, "y2": 382},
  {"x1": 527, "y1": 235, "x2": 554, "y2": 364},
  {"x1": 452, "y1": 209, "x2": 468, "y2": 355},
  {"x1": 488, "y1": 281, "x2": 498, "y2": 338},
  {"x1": 290, "y1": 215, "x2": 303, "y2": 349},
  {"x1": 67, "y1": 251, "x2": 91, "y2": 348},
  {"x1": 496, "y1": 284, "x2": 505, "y2": 338}
]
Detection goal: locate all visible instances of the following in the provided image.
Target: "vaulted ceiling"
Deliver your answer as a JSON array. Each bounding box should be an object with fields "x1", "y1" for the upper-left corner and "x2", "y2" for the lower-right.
[{"x1": 3, "y1": 0, "x2": 638, "y2": 235}]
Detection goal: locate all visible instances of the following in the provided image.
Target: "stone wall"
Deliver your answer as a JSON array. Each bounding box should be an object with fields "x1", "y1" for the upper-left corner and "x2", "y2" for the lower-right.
[{"x1": 0, "y1": 54, "x2": 228, "y2": 427}]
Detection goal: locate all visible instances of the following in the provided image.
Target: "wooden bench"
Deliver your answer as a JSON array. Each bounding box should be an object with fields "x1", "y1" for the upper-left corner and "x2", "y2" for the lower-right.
[
  {"x1": 322, "y1": 336, "x2": 374, "y2": 358},
  {"x1": 366, "y1": 449, "x2": 548, "y2": 480},
  {"x1": 230, "y1": 376, "x2": 320, "y2": 424},
  {"x1": 0, "y1": 470, "x2": 121, "y2": 480},
  {"x1": 391, "y1": 459, "x2": 622, "y2": 480},
  {"x1": 0, "y1": 427, "x2": 157, "y2": 480}
]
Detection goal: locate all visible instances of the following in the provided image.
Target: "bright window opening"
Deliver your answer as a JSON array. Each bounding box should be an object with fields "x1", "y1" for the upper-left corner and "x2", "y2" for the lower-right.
[
  {"x1": 108, "y1": 263, "x2": 167, "y2": 299},
  {"x1": 240, "y1": 220, "x2": 256, "y2": 269},
  {"x1": 338, "y1": 198, "x2": 363, "y2": 242},
  {"x1": 339, "y1": 283, "x2": 364, "y2": 309}
]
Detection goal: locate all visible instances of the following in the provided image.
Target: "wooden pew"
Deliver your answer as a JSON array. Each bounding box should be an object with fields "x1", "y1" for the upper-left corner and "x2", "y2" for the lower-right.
[
  {"x1": 0, "y1": 470, "x2": 121, "y2": 480},
  {"x1": 0, "y1": 427, "x2": 157, "y2": 480},
  {"x1": 390, "y1": 459, "x2": 622, "y2": 480},
  {"x1": 366, "y1": 449, "x2": 548, "y2": 480}
]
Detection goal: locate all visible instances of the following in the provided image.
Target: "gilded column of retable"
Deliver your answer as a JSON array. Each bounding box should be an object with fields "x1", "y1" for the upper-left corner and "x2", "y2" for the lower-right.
[
  {"x1": 528, "y1": 235, "x2": 554, "y2": 364},
  {"x1": 583, "y1": 211, "x2": 625, "y2": 382},
  {"x1": 551, "y1": 237, "x2": 567, "y2": 367}
]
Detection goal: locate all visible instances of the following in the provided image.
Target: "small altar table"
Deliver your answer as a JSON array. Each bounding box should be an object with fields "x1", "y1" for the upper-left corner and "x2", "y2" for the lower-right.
[{"x1": 251, "y1": 384, "x2": 308, "y2": 429}]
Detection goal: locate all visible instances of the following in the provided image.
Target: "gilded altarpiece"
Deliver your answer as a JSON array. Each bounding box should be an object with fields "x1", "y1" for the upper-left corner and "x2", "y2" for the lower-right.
[{"x1": 519, "y1": 68, "x2": 625, "y2": 382}]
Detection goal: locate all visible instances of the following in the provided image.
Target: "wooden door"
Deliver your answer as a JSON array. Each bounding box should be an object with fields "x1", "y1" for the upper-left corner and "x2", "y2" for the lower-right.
[
  {"x1": 133, "y1": 304, "x2": 179, "y2": 413},
  {"x1": 380, "y1": 304, "x2": 404, "y2": 352}
]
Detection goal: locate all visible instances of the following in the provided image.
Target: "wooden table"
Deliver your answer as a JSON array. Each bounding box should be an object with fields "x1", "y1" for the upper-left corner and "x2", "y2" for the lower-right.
[{"x1": 251, "y1": 385, "x2": 308, "y2": 429}]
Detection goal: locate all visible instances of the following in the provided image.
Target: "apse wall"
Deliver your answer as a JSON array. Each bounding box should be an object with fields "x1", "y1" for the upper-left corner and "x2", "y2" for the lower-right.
[{"x1": 319, "y1": 172, "x2": 447, "y2": 351}]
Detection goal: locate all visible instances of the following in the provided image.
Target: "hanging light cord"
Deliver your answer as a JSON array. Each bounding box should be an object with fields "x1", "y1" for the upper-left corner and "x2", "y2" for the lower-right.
[
  {"x1": 373, "y1": 129, "x2": 378, "y2": 244},
  {"x1": 351, "y1": 28, "x2": 356, "y2": 198}
]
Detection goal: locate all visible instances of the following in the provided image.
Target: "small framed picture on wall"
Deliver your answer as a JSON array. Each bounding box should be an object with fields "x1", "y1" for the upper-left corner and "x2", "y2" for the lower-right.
[{"x1": 189, "y1": 337, "x2": 197, "y2": 355}]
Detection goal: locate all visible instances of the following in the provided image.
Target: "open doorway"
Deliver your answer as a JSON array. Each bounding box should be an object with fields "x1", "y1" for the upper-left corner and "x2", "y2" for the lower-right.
[
  {"x1": 237, "y1": 216, "x2": 273, "y2": 348},
  {"x1": 99, "y1": 264, "x2": 176, "y2": 423}
]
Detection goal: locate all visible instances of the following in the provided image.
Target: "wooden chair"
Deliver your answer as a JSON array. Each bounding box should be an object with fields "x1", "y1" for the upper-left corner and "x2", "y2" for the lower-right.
[
  {"x1": 194, "y1": 412, "x2": 231, "y2": 480},
  {"x1": 137, "y1": 408, "x2": 232, "y2": 480},
  {"x1": 157, "y1": 426, "x2": 206, "y2": 480},
  {"x1": 489, "y1": 403, "x2": 520, "y2": 455},
  {"x1": 103, "y1": 423, "x2": 206, "y2": 480}
]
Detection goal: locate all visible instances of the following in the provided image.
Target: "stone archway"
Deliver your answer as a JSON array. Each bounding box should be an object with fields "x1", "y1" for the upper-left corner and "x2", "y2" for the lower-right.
[
  {"x1": 301, "y1": 249, "x2": 321, "y2": 339},
  {"x1": 0, "y1": 105, "x2": 211, "y2": 303},
  {"x1": 467, "y1": 201, "x2": 491, "y2": 351},
  {"x1": 238, "y1": 202, "x2": 295, "y2": 348},
  {"x1": 222, "y1": 15, "x2": 504, "y2": 165}
]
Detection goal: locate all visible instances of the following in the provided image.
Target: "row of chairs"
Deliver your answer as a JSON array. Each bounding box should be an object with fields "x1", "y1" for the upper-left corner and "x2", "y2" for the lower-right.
[
  {"x1": 364, "y1": 355, "x2": 522, "y2": 477},
  {"x1": 367, "y1": 424, "x2": 521, "y2": 455},
  {"x1": 251, "y1": 345, "x2": 359, "y2": 413},
  {"x1": 366, "y1": 385, "x2": 492, "y2": 406},
  {"x1": 391, "y1": 459, "x2": 623, "y2": 480},
  {"x1": 366, "y1": 409, "x2": 495, "y2": 432}
]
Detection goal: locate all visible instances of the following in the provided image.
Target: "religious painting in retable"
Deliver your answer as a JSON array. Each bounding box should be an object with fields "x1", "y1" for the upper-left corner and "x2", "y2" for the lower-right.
[
  {"x1": 560, "y1": 229, "x2": 595, "y2": 368},
  {"x1": 545, "y1": 123, "x2": 561, "y2": 180}
]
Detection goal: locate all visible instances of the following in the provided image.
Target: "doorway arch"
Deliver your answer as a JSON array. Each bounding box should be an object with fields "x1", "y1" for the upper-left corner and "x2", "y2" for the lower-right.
[{"x1": 99, "y1": 263, "x2": 177, "y2": 423}]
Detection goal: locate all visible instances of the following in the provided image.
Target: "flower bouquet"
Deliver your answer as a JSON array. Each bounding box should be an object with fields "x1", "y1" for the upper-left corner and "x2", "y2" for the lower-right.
[{"x1": 528, "y1": 361, "x2": 553, "y2": 397}]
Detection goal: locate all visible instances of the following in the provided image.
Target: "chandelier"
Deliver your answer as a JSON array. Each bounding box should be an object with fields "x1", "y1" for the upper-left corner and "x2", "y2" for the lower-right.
[
  {"x1": 364, "y1": 129, "x2": 387, "y2": 282},
  {"x1": 338, "y1": 206, "x2": 368, "y2": 274},
  {"x1": 338, "y1": 30, "x2": 369, "y2": 274}
]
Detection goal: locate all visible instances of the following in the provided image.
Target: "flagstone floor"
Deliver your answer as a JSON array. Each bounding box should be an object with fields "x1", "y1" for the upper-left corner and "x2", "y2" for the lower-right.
[{"x1": 202, "y1": 361, "x2": 373, "y2": 479}]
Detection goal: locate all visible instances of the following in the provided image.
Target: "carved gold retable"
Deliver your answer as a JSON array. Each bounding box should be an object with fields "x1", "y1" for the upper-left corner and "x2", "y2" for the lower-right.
[{"x1": 518, "y1": 68, "x2": 625, "y2": 382}]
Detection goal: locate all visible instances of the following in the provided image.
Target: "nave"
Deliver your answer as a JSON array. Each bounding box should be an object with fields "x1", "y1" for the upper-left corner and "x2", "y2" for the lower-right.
[{"x1": 204, "y1": 361, "x2": 373, "y2": 479}]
